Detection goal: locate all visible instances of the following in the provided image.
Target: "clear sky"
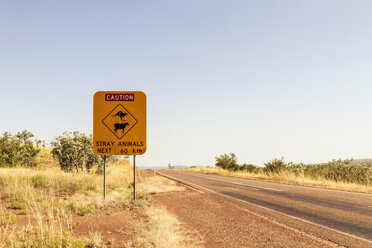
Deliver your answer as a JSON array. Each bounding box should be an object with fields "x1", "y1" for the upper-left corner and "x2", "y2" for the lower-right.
[{"x1": 1, "y1": 1, "x2": 372, "y2": 167}]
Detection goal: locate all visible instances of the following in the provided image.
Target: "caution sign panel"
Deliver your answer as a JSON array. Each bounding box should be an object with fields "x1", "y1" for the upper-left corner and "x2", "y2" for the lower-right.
[{"x1": 93, "y1": 91, "x2": 146, "y2": 155}]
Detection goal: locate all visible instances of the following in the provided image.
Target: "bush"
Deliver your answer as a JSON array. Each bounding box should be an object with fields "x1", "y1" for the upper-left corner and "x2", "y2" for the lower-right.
[
  {"x1": 51, "y1": 131, "x2": 103, "y2": 173},
  {"x1": 0, "y1": 130, "x2": 40, "y2": 167},
  {"x1": 240, "y1": 164, "x2": 256, "y2": 172},
  {"x1": 215, "y1": 153, "x2": 239, "y2": 171},
  {"x1": 31, "y1": 174, "x2": 50, "y2": 188},
  {"x1": 78, "y1": 204, "x2": 96, "y2": 216},
  {"x1": 264, "y1": 157, "x2": 287, "y2": 173},
  {"x1": 265, "y1": 158, "x2": 372, "y2": 185},
  {"x1": 287, "y1": 163, "x2": 306, "y2": 176},
  {"x1": 304, "y1": 159, "x2": 372, "y2": 185}
]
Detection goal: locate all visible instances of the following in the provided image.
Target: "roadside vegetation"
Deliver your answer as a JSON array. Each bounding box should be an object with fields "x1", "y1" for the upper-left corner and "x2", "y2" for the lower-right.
[
  {"x1": 0, "y1": 130, "x2": 40, "y2": 168},
  {"x1": 186, "y1": 153, "x2": 372, "y2": 193},
  {"x1": 135, "y1": 173, "x2": 203, "y2": 248},
  {"x1": 0, "y1": 155, "x2": 135, "y2": 247},
  {"x1": 133, "y1": 205, "x2": 202, "y2": 248},
  {"x1": 0, "y1": 130, "x2": 199, "y2": 247}
]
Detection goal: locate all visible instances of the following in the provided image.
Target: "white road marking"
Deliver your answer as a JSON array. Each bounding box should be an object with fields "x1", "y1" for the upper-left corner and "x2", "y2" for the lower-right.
[
  {"x1": 181, "y1": 170, "x2": 372, "y2": 197},
  {"x1": 174, "y1": 171, "x2": 284, "y2": 192},
  {"x1": 156, "y1": 171, "x2": 372, "y2": 246}
]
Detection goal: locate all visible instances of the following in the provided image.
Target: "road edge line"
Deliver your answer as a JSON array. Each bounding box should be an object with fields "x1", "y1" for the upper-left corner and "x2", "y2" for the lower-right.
[
  {"x1": 176, "y1": 170, "x2": 284, "y2": 192},
  {"x1": 181, "y1": 170, "x2": 372, "y2": 196},
  {"x1": 154, "y1": 170, "x2": 205, "y2": 194}
]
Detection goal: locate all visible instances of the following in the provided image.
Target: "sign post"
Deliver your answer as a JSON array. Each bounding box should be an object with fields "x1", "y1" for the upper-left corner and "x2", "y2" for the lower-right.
[
  {"x1": 133, "y1": 155, "x2": 136, "y2": 201},
  {"x1": 103, "y1": 155, "x2": 106, "y2": 199},
  {"x1": 93, "y1": 91, "x2": 146, "y2": 200}
]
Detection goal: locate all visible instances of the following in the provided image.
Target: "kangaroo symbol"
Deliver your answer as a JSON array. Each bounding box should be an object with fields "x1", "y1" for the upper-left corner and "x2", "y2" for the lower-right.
[{"x1": 112, "y1": 111, "x2": 127, "y2": 121}]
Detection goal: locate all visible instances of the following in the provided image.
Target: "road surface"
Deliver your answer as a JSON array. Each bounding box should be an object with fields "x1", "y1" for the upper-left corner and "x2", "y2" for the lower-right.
[{"x1": 156, "y1": 170, "x2": 372, "y2": 248}]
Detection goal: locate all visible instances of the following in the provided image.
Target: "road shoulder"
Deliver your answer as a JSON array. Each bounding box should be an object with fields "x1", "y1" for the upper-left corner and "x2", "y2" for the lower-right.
[{"x1": 152, "y1": 189, "x2": 342, "y2": 248}]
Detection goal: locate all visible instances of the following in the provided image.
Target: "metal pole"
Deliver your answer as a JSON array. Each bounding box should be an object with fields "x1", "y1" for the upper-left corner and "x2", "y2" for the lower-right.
[
  {"x1": 103, "y1": 155, "x2": 106, "y2": 199},
  {"x1": 133, "y1": 155, "x2": 136, "y2": 201}
]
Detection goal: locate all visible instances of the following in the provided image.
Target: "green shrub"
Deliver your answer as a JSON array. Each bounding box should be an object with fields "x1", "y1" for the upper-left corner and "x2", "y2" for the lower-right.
[
  {"x1": 287, "y1": 163, "x2": 306, "y2": 176},
  {"x1": 31, "y1": 174, "x2": 50, "y2": 188},
  {"x1": 65, "y1": 202, "x2": 77, "y2": 213},
  {"x1": 304, "y1": 159, "x2": 372, "y2": 185},
  {"x1": 240, "y1": 164, "x2": 256, "y2": 172},
  {"x1": 57, "y1": 181, "x2": 80, "y2": 195},
  {"x1": 51, "y1": 131, "x2": 104, "y2": 173},
  {"x1": 121, "y1": 202, "x2": 132, "y2": 210},
  {"x1": 263, "y1": 158, "x2": 372, "y2": 185},
  {"x1": 0, "y1": 130, "x2": 40, "y2": 167},
  {"x1": 77, "y1": 204, "x2": 95, "y2": 216},
  {"x1": 264, "y1": 157, "x2": 287, "y2": 173},
  {"x1": 215, "y1": 153, "x2": 239, "y2": 171}
]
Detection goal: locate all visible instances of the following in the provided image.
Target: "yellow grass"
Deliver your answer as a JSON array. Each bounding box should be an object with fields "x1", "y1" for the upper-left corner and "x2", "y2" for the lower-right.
[
  {"x1": 133, "y1": 174, "x2": 203, "y2": 248},
  {"x1": 0, "y1": 154, "x2": 138, "y2": 247},
  {"x1": 0, "y1": 157, "x2": 136, "y2": 192},
  {"x1": 1, "y1": 149, "x2": 199, "y2": 247},
  {"x1": 185, "y1": 167, "x2": 372, "y2": 194},
  {"x1": 133, "y1": 206, "x2": 203, "y2": 248},
  {"x1": 0, "y1": 185, "x2": 104, "y2": 248},
  {"x1": 138, "y1": 174, "x2": 185, "y2": 194},
  {"x1": 35, "y1": 147, "x2": 57, "y2": 168}
]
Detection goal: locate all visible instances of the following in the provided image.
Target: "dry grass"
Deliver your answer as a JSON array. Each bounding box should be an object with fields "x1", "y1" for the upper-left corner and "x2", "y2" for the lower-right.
[
  {"x1": 138, "y1": 174, "x2": 185, "y2": 194},
  {"x1": 0, "y1": 186, "x2": 105, "y2": 248},
  {"x1": 185, "y1": 167, "x2": 372, "y2": 194},
  {"x1": 0, "y1": 152, "x2": 138, "y2": 247},
  {"x1": 35, "y1": 147, "x2": 57, "y2": 168},
  {"x1": 133, "y1": 205, "x2": 203, "y2": 248},
  {"x1": 1, "y1": 149, "x2": 199, "y2": 247},
  {"x1": 0, "y1": 158, "x2": 136, "y2": 194},
  {"x1": 133, "y1": 173, "x2": 203, "y2": 248}
]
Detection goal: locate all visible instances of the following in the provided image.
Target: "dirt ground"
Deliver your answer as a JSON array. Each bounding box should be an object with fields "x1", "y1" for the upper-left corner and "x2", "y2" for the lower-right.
[
  {"x1": 152, "y1": 189, "x2": 341, "y2": 248},
  {"x1": 73, "y1": 205, "x2": 138, "y2": 247},
  {"x1": 1, "y1": 202, "x2": 139, "y2": 248}
]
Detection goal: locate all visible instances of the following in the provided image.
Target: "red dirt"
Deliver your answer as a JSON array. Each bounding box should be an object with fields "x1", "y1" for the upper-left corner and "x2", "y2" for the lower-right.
[
  {"x1": 152, "y1": 189, "x2": 340, "y2": 248},
  {"x1": 1, "y1": 201, "x2": 140, "y2": 247},
  {"x1": 73, "y1": 206, "x2": 137, "y2": 247}
]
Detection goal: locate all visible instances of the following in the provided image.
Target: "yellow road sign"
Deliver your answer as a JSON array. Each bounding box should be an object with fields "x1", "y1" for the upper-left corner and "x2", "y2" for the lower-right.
[{"x1": 93, "y1": 91, "x2": 146, "y2": 155}]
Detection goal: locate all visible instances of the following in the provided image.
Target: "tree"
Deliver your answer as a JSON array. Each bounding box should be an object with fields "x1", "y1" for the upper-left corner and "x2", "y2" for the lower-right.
[
  {"x1": 0, "y1": 130, "x2": 40, "y2": 167},
  {"x1": 51, "y1": 131, "x2": 103, "y2": 172},
  {"x1": 34, "y1": 139, "x2": 47, "y2": 148},
  {"x1": 215, "y1": 153, "x2": 239, "y2": 171},
  {"x1": 264, "y1": 157, "x2": 287, "y2": 173},
  {"x1": 240, "y1": 163, "x2": 256, "y2": 172}
]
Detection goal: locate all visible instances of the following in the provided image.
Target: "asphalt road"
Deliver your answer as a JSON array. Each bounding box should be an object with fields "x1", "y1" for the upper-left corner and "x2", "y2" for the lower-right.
[{"x1": 156, "y1": 170, "x2": 372, "y2": 248}]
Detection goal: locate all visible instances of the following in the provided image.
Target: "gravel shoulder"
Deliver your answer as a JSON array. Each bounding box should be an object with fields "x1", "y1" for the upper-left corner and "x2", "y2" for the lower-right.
[{"x1": 152, "y1": 189, "x2": 342, "y2": 248}]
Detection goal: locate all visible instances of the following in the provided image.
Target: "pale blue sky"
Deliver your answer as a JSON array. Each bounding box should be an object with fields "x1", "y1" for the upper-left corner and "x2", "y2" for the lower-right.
[{"x1": 1, "y1": 1, "x2": 372, "y2": 167}]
